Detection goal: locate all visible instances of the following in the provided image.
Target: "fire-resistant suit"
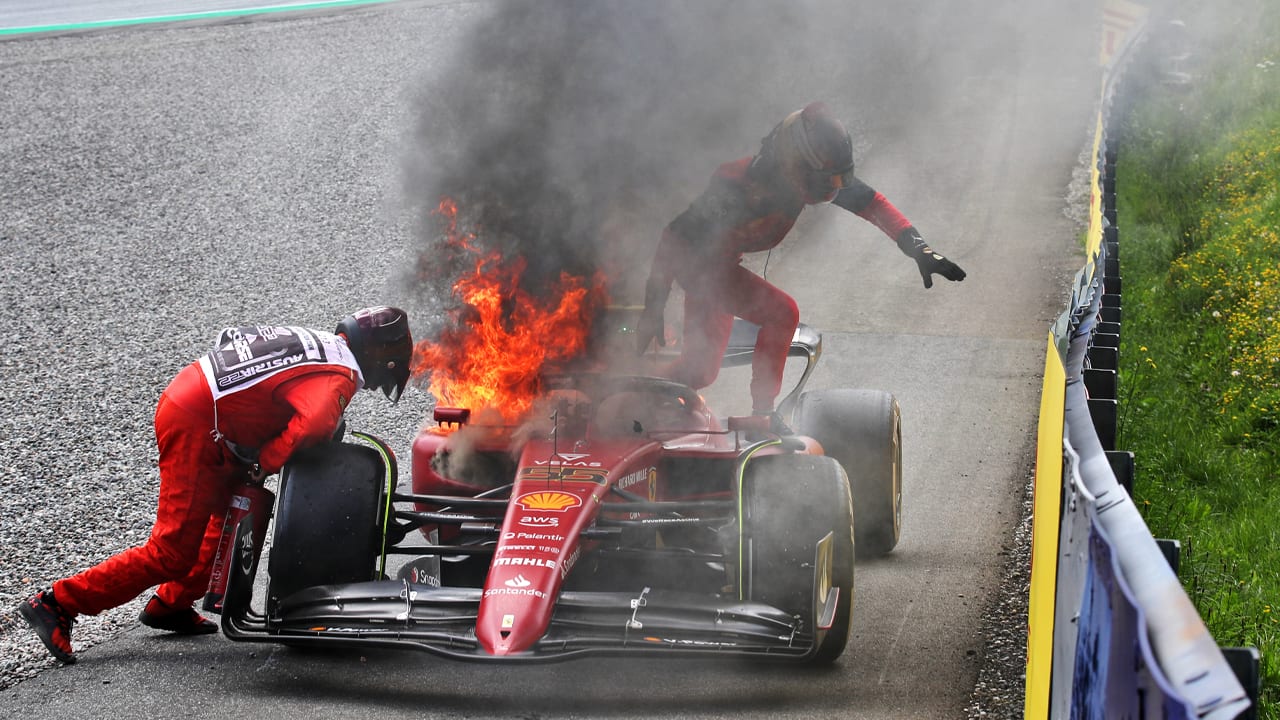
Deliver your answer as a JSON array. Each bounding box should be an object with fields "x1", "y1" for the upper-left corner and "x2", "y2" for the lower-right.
[
  {"x1": 52, "y1": 326, "x2": 362, "y2": 617},
  {"x1": 643, "y1": 156, "x2": 919, "y2": 414}
]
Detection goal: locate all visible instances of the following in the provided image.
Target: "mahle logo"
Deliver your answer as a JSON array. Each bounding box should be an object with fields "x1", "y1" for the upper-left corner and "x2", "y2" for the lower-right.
[{"x1": 516, "y1": 491, "x2": 581, "y2": 512}]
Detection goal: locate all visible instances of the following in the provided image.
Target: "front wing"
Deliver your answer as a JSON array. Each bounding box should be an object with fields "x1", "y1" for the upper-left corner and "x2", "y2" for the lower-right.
[{"x1": 221, "y1": 580, "x2": 836, "y2": 663}]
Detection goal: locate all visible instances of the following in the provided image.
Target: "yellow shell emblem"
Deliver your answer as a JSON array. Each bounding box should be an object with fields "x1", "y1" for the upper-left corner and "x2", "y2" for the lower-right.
[{"x1": 517, "y1": 491, "x2": 581, "y2": 512}]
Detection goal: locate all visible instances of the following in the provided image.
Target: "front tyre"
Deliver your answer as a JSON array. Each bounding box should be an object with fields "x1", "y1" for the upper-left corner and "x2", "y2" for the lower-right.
[
  {"x1": 740, "y1": 453, "x2": 854, "y2": 664},
  {"x1": 268, "y1": 443, "x2": 386, "y2": 607}
]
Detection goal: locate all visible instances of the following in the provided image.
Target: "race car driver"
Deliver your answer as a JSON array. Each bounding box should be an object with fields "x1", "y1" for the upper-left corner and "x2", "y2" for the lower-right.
[
  {"x1": 635, "y1": 102, "x2": 965, "y2": 427},
  {"x1": 17, "y1": 306, "x2": 413, "y2": 664}
]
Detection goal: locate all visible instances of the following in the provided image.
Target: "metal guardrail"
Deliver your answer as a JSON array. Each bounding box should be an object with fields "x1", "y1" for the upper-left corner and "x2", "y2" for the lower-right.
[{"x1": 1025, "y1": 6, "x2": 1259, "y2": 717}]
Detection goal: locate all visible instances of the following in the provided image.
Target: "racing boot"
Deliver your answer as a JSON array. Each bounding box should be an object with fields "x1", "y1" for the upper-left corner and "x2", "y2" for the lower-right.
[
  {"x1": 747, "y1": 409, "x2": 793, "y2": 442},
  {"x1": 18, "y1": 589, "x2": 77, "y2": 663},
  {"x1": 139, "y1": 595, "x2": 218, "y2": 635}
]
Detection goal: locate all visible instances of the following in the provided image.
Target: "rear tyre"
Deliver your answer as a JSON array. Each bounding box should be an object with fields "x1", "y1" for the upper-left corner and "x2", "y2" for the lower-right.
[
  {"x1": 793, "y1": 389, "x2": 902, "y2": 557},
  {"x1": 740, "y1": 453, "x2": 854, "y2": 664},
  {"x1": 268, "y1": 443, "x2": 386, "y2": 606}
]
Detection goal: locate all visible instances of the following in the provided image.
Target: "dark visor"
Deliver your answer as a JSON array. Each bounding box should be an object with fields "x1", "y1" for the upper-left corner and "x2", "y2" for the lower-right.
[{"x1": 805, "y1": 164, "x2": 855, "y2": 195}]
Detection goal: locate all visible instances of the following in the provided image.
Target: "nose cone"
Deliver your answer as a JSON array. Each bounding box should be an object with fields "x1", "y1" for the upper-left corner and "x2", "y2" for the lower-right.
[
  {"x1": 476, "y1": 566, "x2": 558, "y2": 655},
  {"x1": 479, "y1": 611, "x2": 541, "y2": 656}
]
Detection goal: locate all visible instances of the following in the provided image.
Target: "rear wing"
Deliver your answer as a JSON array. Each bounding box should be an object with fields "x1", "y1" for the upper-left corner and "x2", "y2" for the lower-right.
[{"x1": 721, "y1": 320, "x2": 823, "y2": 416}]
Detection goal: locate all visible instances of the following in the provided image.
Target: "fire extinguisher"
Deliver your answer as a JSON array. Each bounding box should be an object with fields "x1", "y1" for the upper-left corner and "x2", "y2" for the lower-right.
[{"x1": 203, "y1": 471, "x2": 275, "y2": 614}]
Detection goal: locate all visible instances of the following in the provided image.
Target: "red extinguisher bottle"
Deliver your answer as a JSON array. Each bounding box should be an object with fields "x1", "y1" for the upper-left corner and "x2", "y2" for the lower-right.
[{"x1": 203, "y1": 475, "x2": 274, "y2": 614}]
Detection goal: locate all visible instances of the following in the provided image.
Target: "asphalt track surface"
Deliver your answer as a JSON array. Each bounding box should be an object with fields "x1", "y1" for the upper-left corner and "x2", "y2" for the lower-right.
[{"x1": 0, "y1": 1, "x2": 1099, "y2": 717}]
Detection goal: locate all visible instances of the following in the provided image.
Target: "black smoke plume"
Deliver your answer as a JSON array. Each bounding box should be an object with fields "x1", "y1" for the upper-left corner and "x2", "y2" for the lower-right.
[{"x1": 403, "y1": 0, "x2": 891, "y2": 339}]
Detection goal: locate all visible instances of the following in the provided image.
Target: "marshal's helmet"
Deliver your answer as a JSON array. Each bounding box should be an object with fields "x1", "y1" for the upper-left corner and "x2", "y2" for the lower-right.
[
  {"x1": 767, "y1": 102, "x2": 856, "y2": 203},
  {"x1": 336, "y1": 306, "x2": 413, "y2": 402}
]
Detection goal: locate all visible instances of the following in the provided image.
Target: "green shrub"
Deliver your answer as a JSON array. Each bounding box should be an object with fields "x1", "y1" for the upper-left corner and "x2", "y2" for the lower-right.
[{"x1": 1116, "y1": 0, "x2": 1279, "y2": 714}]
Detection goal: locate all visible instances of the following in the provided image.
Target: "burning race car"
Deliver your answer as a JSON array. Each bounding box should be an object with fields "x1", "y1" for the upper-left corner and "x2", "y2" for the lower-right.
[{"x1": 214, "y1": 318, "x2": 902, "y2": 664}]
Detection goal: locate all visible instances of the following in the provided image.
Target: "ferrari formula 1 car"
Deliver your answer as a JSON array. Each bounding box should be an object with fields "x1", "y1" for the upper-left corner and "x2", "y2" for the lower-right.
[{"x1": 218, "y1": 320, "x2": 902, "y2": 664}]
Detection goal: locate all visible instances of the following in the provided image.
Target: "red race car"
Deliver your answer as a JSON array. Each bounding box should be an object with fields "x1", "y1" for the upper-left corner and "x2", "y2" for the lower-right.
[{"x1": 219, "y1": 320, "x2": 901, "y2": 664}]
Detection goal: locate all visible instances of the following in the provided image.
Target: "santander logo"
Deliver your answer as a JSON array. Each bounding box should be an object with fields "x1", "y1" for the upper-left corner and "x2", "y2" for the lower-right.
[{"x1": 505, "y1": 574, "x2": 532, "y2": 588}]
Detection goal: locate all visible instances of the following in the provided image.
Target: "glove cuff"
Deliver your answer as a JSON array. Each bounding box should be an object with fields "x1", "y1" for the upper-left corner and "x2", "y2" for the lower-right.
[{"x1": 895, "y1": 226, "x2": 928, "y2": 258}]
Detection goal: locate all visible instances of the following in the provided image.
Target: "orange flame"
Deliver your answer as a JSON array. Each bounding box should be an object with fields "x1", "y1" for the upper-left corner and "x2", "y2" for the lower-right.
[{"x1": 412, "y1": 198, "x2": 607, "y2": 427}]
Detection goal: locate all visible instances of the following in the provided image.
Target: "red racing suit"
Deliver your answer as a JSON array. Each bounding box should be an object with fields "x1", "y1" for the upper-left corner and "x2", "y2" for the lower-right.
[
  {"x1": 54, "y1": 326, "x2": 362, "y2": 616},
  {"x1": 646, "y1": 156, "x2": 913, "y2": 412}
]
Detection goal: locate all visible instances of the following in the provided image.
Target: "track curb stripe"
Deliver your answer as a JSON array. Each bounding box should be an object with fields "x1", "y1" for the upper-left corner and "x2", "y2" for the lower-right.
[{"x1": 0, "y1": 0, "x2": 399, "y2": 36}]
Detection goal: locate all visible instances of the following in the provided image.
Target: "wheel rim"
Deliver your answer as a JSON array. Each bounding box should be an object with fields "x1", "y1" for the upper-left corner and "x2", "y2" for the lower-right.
[{"x1": 891, "y1": 410, "x2": 902, "y2": 540}]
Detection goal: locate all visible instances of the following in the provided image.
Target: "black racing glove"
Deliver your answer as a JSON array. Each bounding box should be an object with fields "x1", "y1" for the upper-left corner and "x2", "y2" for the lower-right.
[
  {"x1": 895, "y1": 227, "x2": 966, "y2": 289},
  {"x1": 635, "y1": 280, "x2": 669, "y2": 354}
]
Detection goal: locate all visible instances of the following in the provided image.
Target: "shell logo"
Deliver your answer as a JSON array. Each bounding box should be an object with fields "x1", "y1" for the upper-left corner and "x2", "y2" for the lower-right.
[{"x1": 516, "y1": 491, "x2": 581, "y2": 512}]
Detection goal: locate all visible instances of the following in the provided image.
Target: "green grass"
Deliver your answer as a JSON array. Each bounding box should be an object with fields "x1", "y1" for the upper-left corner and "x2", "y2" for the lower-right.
[{"x1": 1116, "y1": 1, "x2": 1280, "y2": 714}]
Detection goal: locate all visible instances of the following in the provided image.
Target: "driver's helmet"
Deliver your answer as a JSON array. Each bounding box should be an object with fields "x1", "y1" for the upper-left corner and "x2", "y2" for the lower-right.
[
  {"x1": 336, "y1": 306, "x2": 413, "y2": 402},
  {"x1": 769, "y1": 102, "x2": 856, "y2": 203}
]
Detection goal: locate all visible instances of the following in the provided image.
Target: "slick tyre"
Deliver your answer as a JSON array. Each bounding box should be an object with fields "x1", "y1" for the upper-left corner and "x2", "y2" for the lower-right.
[
  {"x1": 268, "y1": 442, "x2": 385, "y2": 605},
  {"x1": 794, "y1": 389, "x2": 902, "y2": 557},
  {"x1": 741, "y1": 453, "x2": 854, "y2": 664}
]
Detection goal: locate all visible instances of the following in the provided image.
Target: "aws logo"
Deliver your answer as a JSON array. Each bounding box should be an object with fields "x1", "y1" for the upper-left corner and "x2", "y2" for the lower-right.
[{"x1": 516, "y1": 491, "x2": 581, "y2": 512}]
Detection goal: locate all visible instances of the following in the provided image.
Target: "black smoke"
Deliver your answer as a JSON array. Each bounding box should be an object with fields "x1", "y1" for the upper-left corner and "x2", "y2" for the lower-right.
[{"x1": 403, "y1": 0, "x2": 896, "y2": 338}]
